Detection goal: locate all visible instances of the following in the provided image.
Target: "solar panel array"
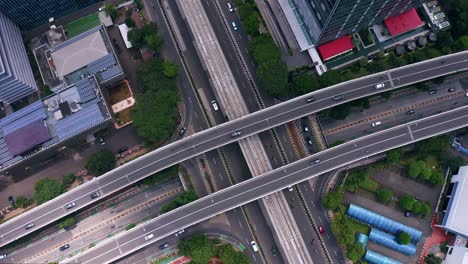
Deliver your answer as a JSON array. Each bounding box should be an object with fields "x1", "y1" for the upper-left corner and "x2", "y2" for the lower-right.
[
  {"x1": 0, "y1": 130, "x2": 13, "y2": 165},
  {"x1": 55, "y1": 103, "x2": 104, "y2": 141},
  {"x1": 81, "y1": 97, "x2": 101, "y2": 108},
  {"x1": 52, "y1": 26, "x2": 101, "y2": 52},
  {"x1": 41, "y1": 137, "x2": 59, "y2": 148},
  {"x1": 0, "y1": 101, "x2": 44, "y2": 127},
  {"x1": 87, "y1": 54, "x2": 116, "y2": 75},
  {"x1": 99, "y1": 65, "x2": 123, "y2": 81},
  {"x1": 75, "y1": 78, "x2": 97, "y2": 103}
]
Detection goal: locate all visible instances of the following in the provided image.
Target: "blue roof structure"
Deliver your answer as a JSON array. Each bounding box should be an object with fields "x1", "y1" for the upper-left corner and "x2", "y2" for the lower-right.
[
  {"x1": 4, "y1": 119, "x2": 50, "y2": 156},
  {"x1": 356, "y1": 233, "x2": 369, "y2": 248},
  {"x1": 75, "y1": 78, "x2": 97, "y2": 103},
  {"x1": 98, "y1": 65, "x2": 123, "y2": 81},
  {"x1": 347, "y1": 204, "x2": 423, "y2": 242},
  {"x1": 55, "y1": 103, "x2": 104, "y2": 141},
  {"x1": 87, "y1": 54, "x2": 116, "y2": 74},
  {"x1": 0, "y1": 101, "x2": 45, "y2": 128},
  {"x1": 368, "y1": 229, "x2": 417, "y2": 256},
  {"x1": 365, "y1": 250, "x2": 403, "y2": 264}
]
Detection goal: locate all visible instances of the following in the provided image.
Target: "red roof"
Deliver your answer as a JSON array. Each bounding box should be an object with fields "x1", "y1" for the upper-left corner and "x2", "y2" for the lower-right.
[
  {"x1": 318, "y1": 35, "x2": 354, "y2": 61},
  {"x1": 384, "y1": 8, "x2": 424, "y2": 36}
]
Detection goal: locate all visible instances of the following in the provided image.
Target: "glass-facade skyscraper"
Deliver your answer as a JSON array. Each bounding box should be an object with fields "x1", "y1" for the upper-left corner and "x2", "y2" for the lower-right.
[
  {"x1": 0, "y1": 0, "x2": 102, "y2": 30},
  {"x1": 279, "y1": 0, "x2": 422, "y2": 49}
]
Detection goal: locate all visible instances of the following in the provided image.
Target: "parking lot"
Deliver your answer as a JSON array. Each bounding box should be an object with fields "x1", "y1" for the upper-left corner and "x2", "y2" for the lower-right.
[{"x1": 342, "y1": 163, "x2": 444, "y2": 263}]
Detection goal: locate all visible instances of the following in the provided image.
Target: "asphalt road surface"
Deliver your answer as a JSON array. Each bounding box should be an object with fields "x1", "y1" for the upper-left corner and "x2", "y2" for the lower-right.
[
  {"x1": 64, "y1": 105, "x2": 468, "y2": 264},
  {"x1": 1, "y1": 51, "x2": 467, "y2": 247}
]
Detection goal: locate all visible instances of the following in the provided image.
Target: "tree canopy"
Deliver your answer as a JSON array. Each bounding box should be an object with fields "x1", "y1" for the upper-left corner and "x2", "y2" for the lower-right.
[
  {"x1": 33, "y1": 178, "x2": 66, "y2": 205},
  {"x1": 376, "y1": 189, "x2": 393, "y2": 203},
  {"x1": 15, "y1": 196, "x2": 32, "y2": 208},
  {"x1": 420, "y1": 203, "x2": 430, "y2": 217},
  {"x1": 398, "y1": 232, "x2": 411, "y2": 245},
  {"x1": 179, "y1": 234, "x2": 217, "y2": 264},
  {"x1": 346, "y1": 243, "x2": 365, "y2": 262},
  {"x1": 331, "y1": 213, "x2": 355, "y2": 247},
  {"x1": 161, "y1": 189, "x2": 198, "y2": 213},
  {"x1": 290, "y1": 73, "x2": 320, "y2": 96},
  {"x1": 386, "y1": 148, "x2": 403, "y2": 163},
  {"x1": 85, "y1": 149, "x2": 116, "y2": 176},
  {"x1": 322, "y1": 188, "x2": 344, "y2": 211},
  {"x1": 399, "y1": 195, "x2": 416, "y2": 211},
  {"x1": 218, "y1": 244, "x2": 251, "y2": 264},
  {"x1": 62, "y1": 173, "x2": 76, "y2": 188}
]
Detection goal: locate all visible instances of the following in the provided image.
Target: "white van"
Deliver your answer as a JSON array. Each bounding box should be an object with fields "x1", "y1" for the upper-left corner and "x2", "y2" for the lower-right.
[
  {"x1": 227, "y1": 3, "x2": 233, "y2": 12},
  {"x1": 251, "y1": 241, "x2": 259, "y2": 252}
]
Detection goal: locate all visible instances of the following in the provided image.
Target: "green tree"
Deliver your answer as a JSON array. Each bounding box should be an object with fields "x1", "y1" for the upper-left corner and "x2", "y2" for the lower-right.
[
  {"x1": 420, "y1": 166, "x2": 432, "y2": 180},
  {"x1": 256, "y1": 60, "x2": 288, "y2": 97},
  {"x1": 134, "y1": 0, "x2": 143, "y2": 10},
  {"x1": 331, "y1": 213, "x2": 355, "y2": 247},
  {"x1": 33, "y1": 178, "x2": 66, "y2": 205},
  {"x1": 178, "y1": 234, "x2": 217, "y2": 264},
  {"x1": 15, "y1": 196, "x2": 32, "y2": 208},
  {"x1": 59, "y1": 217, "x2": 76, "y2": 229},
  {"x1": 429, "y1": 171, "x2": 445, "y2": 185},
  {"x1": 453, "y1": 0, "x2": 468, "y2": 36},
  {"x1": 420, "y1": 203, "x2": 430, "y2": 217},
  {"x1": 376, "y1": 189, "x2": 393, "y2": 203},
  {"x1": 62, "y1": 173, "x2": 76, "y2": 188},
  {"x1": 415, "y1": 136, "x2": 449, "y2": 157},
  {"x1": 399, "y1": 195, "x2": 416, "y2": 211},
  {"x1": 425, "y1": 253, "x2": 442, "y2": 264},
  {"x1": 128, "y1": 28, "x2": 145, "y2": 48},
  {"x1": 347, "y1": 169, "x2": 370, "y2": 190},
  {"x1": 218, "y1": 244, "x2": 251, "y2": 264},
  {"x1": 346, "y1": 243, "x2": 365, "y2": 262},
  {"x1": 398, "y1": 232, "x2": 411, "y2": 245},
  {"x1": 322, "y1": 188, "x2": 343, "y2": 211},
  {"x1": 162, "y1": 61, "x2": 179, "y2": 79},
  {"x1": 132, "y1": 89, "x2": 179, "y2": 144},
  {"x1": 146, "y1": 33, "x2": 164, "y2": 52},
  {"x1": 161, "y1": 189, "x2": 198, "y2": 213},
  {"x1": 142, "y1": 166, "x2": 178, "y2": 185},
  {"x1": 104, "y1": 3, "x2": 119, "y2": 20},
  {"x1": 412, "y1": 201, "x2": 422, "y2": 214},
  {"x1": 387, "y1": 148, "x2": 403, "y2": 163},
  {"x1": 291, "y1": 73, "x2": 320, "y2": 96},
  {"x1": 125, "y1": 16, "x2": 136, "y2": 28},
  {"x1": 243, "y1": 13, "x2": 260, "y2": 36},
  {"x1": 85, "y1": 149, "x2": 115, "y2": 176},
  {"x1": 408, "y1": 160, "x2": 426, "y2": 178},
  {"x1": 319, "y1": 70, "x2": 342, "y2": 87},
  {"x1": 323, "y1": 103, "x2": 352, "y2": 120}
]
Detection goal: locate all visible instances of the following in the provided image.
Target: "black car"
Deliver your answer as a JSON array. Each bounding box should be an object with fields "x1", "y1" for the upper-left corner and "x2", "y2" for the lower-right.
[
  {"x1": 8, "y1": 196, "x2": 14, "y2": 207},
  {"x1": 59, "y1": 244, "x2": 70, "y2": 251},
  {"x1": 90, "y1": 192, "x2": 100, "y2": 199},
  {"x1": 448, "y1": 88, "x2": 456, "y2": 92},
  {"x1": 428, "y1": 90, "x2": 437, "y2": 95},
  {"x1": 404, "y1": 211, "x2": 411, "y2": 217},
  {"x1": 271, "y1": 246, "x2": 278, "y2": 256},
  {"x1": 406, "y1": 110, "x2": 415, "y2": 115},
  {"x1": 179, "y1": 127, "x2": 187, "y2": 136},
  {"x1": 118, "y1": 146, "x2": 128, "y2": 154},
  {"x1": 159, "y1": 243, "x2": 169, "y2": 250}
]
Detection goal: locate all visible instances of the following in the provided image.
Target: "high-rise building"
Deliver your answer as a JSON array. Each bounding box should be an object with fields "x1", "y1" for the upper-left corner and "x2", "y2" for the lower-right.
[
  {"x1": 279, "y1": 0, "x2": 423, "y2": 49},
  {"x1": 0, "y1": 11, "x2": 37, "y2": 105},
  {"x1": 0, "y1": 0, "x2": 102, "y2": 30}
]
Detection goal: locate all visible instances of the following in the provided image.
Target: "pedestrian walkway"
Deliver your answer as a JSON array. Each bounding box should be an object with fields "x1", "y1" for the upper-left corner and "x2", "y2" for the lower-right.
[{"x1": 418, "y1": 214, "x2": 451, "y2": 264}]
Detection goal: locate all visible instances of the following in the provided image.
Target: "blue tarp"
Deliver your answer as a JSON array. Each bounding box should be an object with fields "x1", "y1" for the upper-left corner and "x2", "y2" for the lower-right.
[
  {"x1": 365, "y1": 250, "x2": 403, "y2": 264},
  {"x1": 369, "y1": 229, "x2": 417, "y2": 256}
]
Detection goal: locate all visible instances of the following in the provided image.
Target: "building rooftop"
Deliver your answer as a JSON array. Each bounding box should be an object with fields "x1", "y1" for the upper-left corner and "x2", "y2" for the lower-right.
[
  {"x1": 443, "y1": 246, "x2": 468, "y2": 264},
  {"x1": 50, "y1": 29, "x2": 108, "y2": 80},
  {"x1": 317, "y1": 35, "x2": 354, "y2": 61},
  {"x1": 384, "y1": 8, "x2": 424, "y2": 37},
  {"x1": 0, "y1": 77, "x2": 111, "y2": 170},
  {"x1": 442, "y1": 166, "x2": 468, "y2": 237},
  {"x1": 35, "y1": 25, "x2": 123, "y2": 90}
]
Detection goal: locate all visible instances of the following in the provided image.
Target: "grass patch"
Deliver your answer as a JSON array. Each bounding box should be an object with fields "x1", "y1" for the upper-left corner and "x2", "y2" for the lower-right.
[
  {"x1": 115, "y1": 108, "x2": 133, "y2": 125},
  {"x1": 349, "y1": 218, "x2": 370, "y2": 236},
  {"x1": 358, "y1": 178, "x2": 379, "y2": 192},
  {"x1": 66, "y1": 13, "x2": 100, "y2": 38}
]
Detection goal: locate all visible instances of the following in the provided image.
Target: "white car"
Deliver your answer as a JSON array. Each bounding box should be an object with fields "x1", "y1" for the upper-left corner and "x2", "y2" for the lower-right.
[
  {"x1": 65, "y1": 202, "x2": 76, "y2": 210},
  {"x1": 227, "y1": 2, "x2": 233, "y2": 12},
  {"x1": 211, "y1": 100, "x2": 219, "y2": 111},
  {"x1": 145, "y1": 233, "x2": 154, "y2": 240},
  {"x1": 375, "y1": 83, "x2": 385, "y2": 89},
  {"x1": 251, "y1": 241, "x2": 259, "y2": 252},
  {"x1": 175, "y1": 229, "x2": 185, "y2": 236},
  {"x1": 287, "y1": 185, "x2": 294, "y2": 192},
  {"x1": 371, "y1": 121, "x2": 382, "y2": 127},
  {"x1": 231, "y1": 21, "x2": 238, "y2": 31}
]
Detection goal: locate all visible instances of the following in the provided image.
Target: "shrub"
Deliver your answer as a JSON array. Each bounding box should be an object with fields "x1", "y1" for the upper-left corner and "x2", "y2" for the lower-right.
[
  {"x1": 398, "y1": 232, "x2": 411, "y2": 245},
  {"x1": 376, "y1": 189, "x2": 393, "y2": 202},
  {"x1": 85, "y1": 149, "x2": 116, "y2": 176}
]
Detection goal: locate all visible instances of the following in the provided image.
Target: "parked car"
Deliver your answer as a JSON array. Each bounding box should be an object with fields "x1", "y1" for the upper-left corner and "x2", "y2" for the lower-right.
[
  {"x1": 179, "y1": 127, "x2": 187, "y2": 136},
  {"x1": 59, "y1": 244, "x2": 70, "y2": 251},
  {"x1": 118, "y1": 146, "x2": 128, "y2": 154},
  {"x1": 231, "y1": 21, "x2": 238, "y2": 31},
  {"x1": 448, "y1": 88, "x2": 456, "y2": 92},
  {"x1": 227, "y1": 2, "x2": 233, "y2": 12},
  {"x1": 8, "y1": 196, "x2": 14, "y2": 207}
]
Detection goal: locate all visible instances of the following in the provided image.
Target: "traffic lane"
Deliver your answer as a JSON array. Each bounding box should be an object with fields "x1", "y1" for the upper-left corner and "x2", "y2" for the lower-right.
[
  {"x1": 397, "y1": 60, "x2": 468, "y2": 86},
  {"x1": 1, "y1": 180, "x2": 101, "y2": 241},
  {"x1": 5, "y1": 52, "x2": 468, "y2": 247},
  {"x1": 411, "y1": 111, "x2": 468, "y2": 139},
  {"x1": 390, "y1": 53, "x2": 467, "y2": 79},
  {"x1": 76, "y1": 127, "x2": 411, "y2": 264}
]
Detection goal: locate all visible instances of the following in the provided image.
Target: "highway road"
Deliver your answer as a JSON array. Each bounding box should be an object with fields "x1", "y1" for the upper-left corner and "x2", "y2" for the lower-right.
[
  {"x1": 65, "y1": 103, "x2": 468, "y2": 264},
  {"x1": 0, "y1": 50, "x2": 467, "y2": 247}
]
